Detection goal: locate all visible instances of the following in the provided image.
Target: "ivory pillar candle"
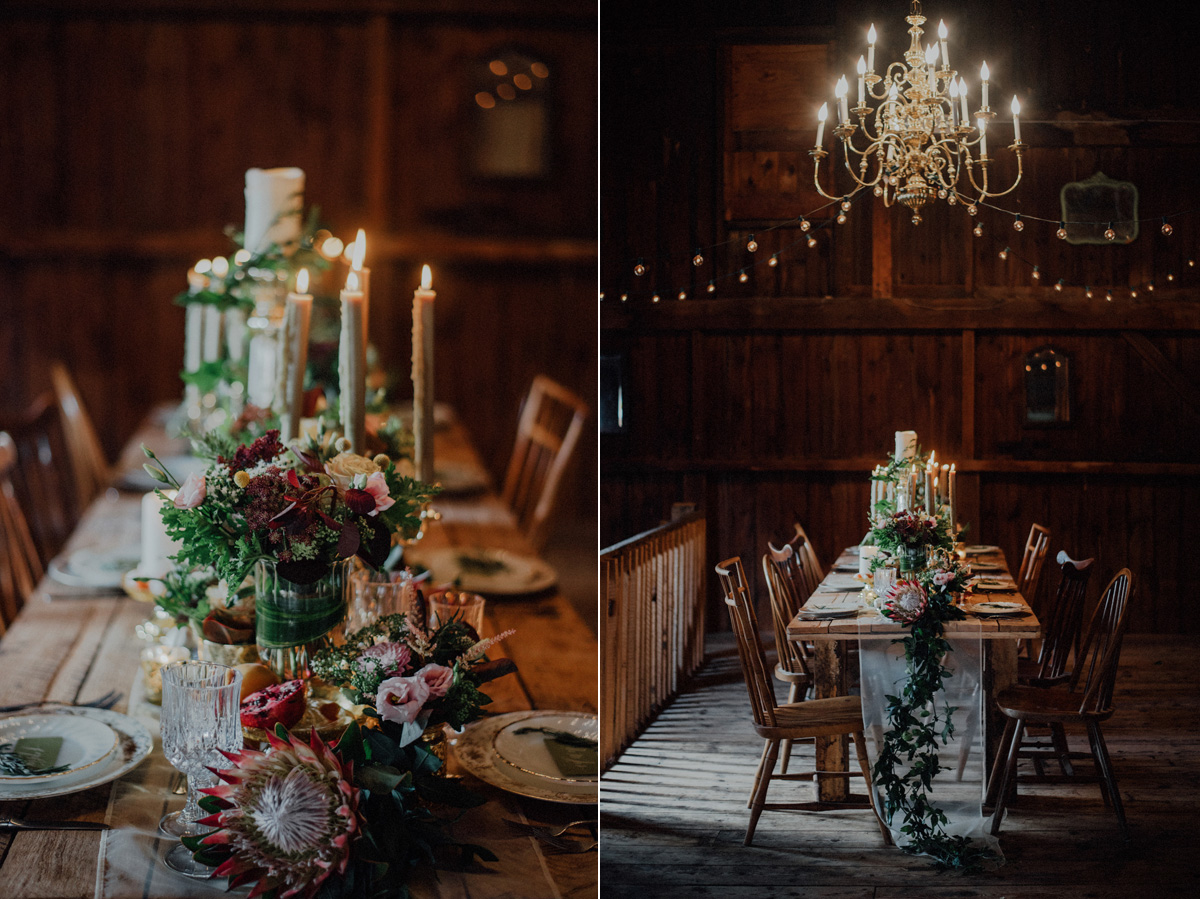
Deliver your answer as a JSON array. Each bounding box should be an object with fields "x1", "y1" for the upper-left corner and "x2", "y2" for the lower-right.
[
  {"x1": 339, "y1": 271, "x2": 367, "y2": 454},
  {"x1": 925, "y1": 467, "x2": 935, "y2": 512},
  {"x1": 243, "y1": 167, "x2": 305, "y2": 256},
  {"x1": 140, "y1": 490, "x2": 181, "y2": 578},
  {"x1": 184, "y1": 305, "x2": 204, "y2": 374},
  {"x1": 949, "y1": 464, "x2": 958, "y2": 531},
  {"x1": 895, "y1": 430, "x2": 918, "y2": 460},
  {"x1": 859, "y1": 544, "x2": 880, "y2": 577},
  {"x1": 280, "y1": 269, "x2": 313, "y2": 443},
  {"x1": 349, "y1": 230, "x2": 370, "y2": 359},
  {"x1": 411, "y1": 265, "x2": 436, "y2": 483},
  {"x1": 940, "y1": 464, "x2": 950, "y2": 505}
]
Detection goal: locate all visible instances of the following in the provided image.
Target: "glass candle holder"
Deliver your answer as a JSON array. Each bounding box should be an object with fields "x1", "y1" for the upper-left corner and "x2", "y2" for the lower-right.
[
  {"x1": 347, "y1": 567, "x2": 418, "y2": 632},
  {"x1": 427, "y1": 590, "x2": 486, "y2": 637},
  {"x1": 139, "y1": 645, "x2": 191, "y2": 705}
]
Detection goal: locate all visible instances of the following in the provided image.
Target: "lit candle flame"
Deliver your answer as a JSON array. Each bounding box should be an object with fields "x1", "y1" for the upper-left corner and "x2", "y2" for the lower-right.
[
  {"x1": 346, "y1": 270, "x2": 360, "y2": 292},
  {"x1": 835, "y1": 75, "x2": 848, "y2": 98},
  {"x1": 980, "y1": 61, "x2": 990, "y2": 81},
  {"x1": 817, "y1": 102, "x2": 828, "y2": 122},
  {"x1": 925, "y1": 44, "x2": 938, "y2": 65},
  {"x1": 297, "y1": 268, "x2": 309, "y2": 294},
  {"x1": 420, "y1": 264, "x2": 433, "y2": 291},
  {"x1": 195, "y1": 259, "x2": 212, "y2": 275},
  {"x1": 949, "y1": 78, "x2": 959, "y2": 98},
  {"x1": 857, "y1": 55, "x2": 866, "y2": 75},
  {"x1": 233, "y1": 248, "x2": 251, "y2": 265},
  {"x1": 1010, "y1": 95, "x2": 1021, "y2": 115},
  {"x1": 211, "y1": 257, "x2": 229, "y2": 279},
  {"x1": 867, "y1": 24, "x2": 876, "y2": 44},
  {"x1": 938, "y1": 20, "x2": 948, "y2": 40},
  {"x1": 350, "y1": 229, "x2": 367, "y2": 271}
]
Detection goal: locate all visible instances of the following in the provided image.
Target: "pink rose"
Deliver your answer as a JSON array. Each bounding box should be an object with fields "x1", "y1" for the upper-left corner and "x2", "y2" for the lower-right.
[
  {"x1": 417, "y1": 663, "x2": 454, "y2": 699},
  {"x1": 376, "y1": 676, "x2": 430, "y2": 724},
  {"x1": 172, "y1": 472, "x2": 206, "y2": 509},
  {"x1": 359, "y1": 471, "x2": 395, "y2": 517},
  {"x1": 360, "y1": 641, "x2": 412, "y2": 678},
  {"x1": 933, "y1": 570, "x2": 955, "y2": 586}
]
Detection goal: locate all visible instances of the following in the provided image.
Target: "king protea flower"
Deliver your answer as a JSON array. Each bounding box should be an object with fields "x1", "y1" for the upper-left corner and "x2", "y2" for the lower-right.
[
  {"x1": 198, "y1": 729, "x2": 361, "y2": 899},
  {"x1": 882, "y1": 578, "x2": 928, "y2": 625}
]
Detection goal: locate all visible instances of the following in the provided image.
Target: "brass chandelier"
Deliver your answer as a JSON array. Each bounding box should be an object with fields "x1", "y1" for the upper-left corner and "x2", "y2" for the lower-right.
[{"x1": 811, "y1": 0, "x2": 1024, "y2": 224}]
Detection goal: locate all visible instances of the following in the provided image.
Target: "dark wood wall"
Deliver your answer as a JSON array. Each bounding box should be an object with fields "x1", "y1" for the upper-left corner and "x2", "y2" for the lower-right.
[
  {"x1": 0, "y1": 1, "x2": 597, "y2": 516},
  {"x1": 601, "y1": 0, "x2": 1200, "y2": 633}
]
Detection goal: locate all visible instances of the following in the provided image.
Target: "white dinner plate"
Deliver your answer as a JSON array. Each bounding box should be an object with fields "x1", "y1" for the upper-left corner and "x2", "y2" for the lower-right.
[
  {"x1": 452, "y1": 711, "x2": 598, "y2": 804},
  {"x1": 492, "y1": 713, "x2": 598, "y2": 784},
  {"x1": 799, "y1": 606, "x2": 860, "y2": 619},
  {"x1": 970, "y1": 601, "x2": 1027, "y2": 617},
  {"x1": 48, "y1": 546, "x2": 141, "y2": 589},
  {"x1": 965, "y1": 545, "x2": 1001, "y2": 555},
  {"x1": 0, "y1": 708, "x2": 152, "y2": 800},
  {"x1": 407, "y1": 547, "x2": 557, "y2": 595},
  {"x1": 0, "y1": 713, "x2": 117, "y2": 782}
]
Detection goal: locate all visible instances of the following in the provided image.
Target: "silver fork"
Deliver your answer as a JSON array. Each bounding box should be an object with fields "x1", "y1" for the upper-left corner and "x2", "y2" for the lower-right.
[
  {"x1": 503, "y1": 818, "x2": 597, "y2": 851},
  {"x1": 0, "y1": 690, "x2": 122, "y2": 715}
]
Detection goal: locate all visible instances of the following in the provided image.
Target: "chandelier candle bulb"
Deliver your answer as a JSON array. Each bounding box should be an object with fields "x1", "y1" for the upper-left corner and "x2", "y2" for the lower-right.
[
  {"x1": 938, "y1": 20, "x2": 949, "y2": 69},
  {"x1": 339, "y1": 270, "x2": 367, "y2": 454},
  {"x1": 280, "y1": 269, "x2": 313, "y2": 444},
  {"x1": 980, "y1": 61, "x2": 990, "y2": 109},
  {"x1": 816, "y1": 103, "x2": 828, "y2": 147},
  {"x1": 925, "y1": 44, "x2": 937, "y2": 85},
  {"x1": 949, "y1": 78, "x2": 960, "y2": 126},
  {"x1": 977, "y1": 117, "x2": 988, "y2": 157},
  {"x1": 411, "y1": 265, "x2": 436, "y2": 483},
  {"x1": 959, "y1": 78, "x2": 969, "y2": 123},
  {"x1": 1011, "y1": 96, "x2": 1021, "y2": 142},
  {"x1": 857, "y1": 56, "x2": 866, "y2": 106},
  {"x1": 836, "y1": 76, "x2": 849, "y2": 123},
  {"x1": 867, "y1": 24, "x2": 876, "y2": 73}
]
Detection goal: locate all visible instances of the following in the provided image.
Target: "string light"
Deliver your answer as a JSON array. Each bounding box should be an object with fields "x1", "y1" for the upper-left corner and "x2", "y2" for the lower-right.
[
  {"x1": 1054, "y1": 279, "x2": 1064, "y2": 291},
  {"x1": 1013, "y1": 214, "x2": 1024, "y2": 232},
  {"x1": 599, "y1": 291, "x2": 605, "y2": 301},
  {"x1": 1056, "y1": 221, "x2": 1067, "y2": 239},
  {"x1": 738, "y1": 269, "x2": 749, "y2": 283},
  {"x1": 999, "y1": 247, "x2": 1009, "y2": 260},
  {"x1": 1031, "y1": 265, "x2": 1040, "y2": 281},
  {"x1": 768, "y1": 254, "x2": 779, "y2": 267},
  {"x1": 652, "y1": 292, "x2": 660, "y2": 303},
  {"x1": 747, "y1": 234, "x2": 758, "y2": 252},
  {"x1": 707, "y1": 280, "x2": 716, "y2": 293},
  {"x1": 1147, "y1": 281, "x2": 1155, "y2": 291},
  {"x1": 841, "y1": 198, "x2": 852, "y2": 211},
  {"x1": 677, "y1": 290, "x2": 687, "y2": 300},
  {"x1": 837, "y1": 211, "x2": 848, "y2": 224},
  {"x1": 1168, "y1": 273, "x2": 1176, "y2": 281},
  {"x1": 973, "y1": 223, "x2": 984, "y2": 237},
  {"x1": 1106, "y1": 290, "x2": 1114, "y2": 302},
  {"x1": 620, "y1": 293, "x2": 629, "y2": 302},
  {"x1": 967, "y1": 204, "x2": 979, "y2": 216},
  {"x1": 807, "y1": 235, "x2": 818, "y2": 248},
  {"x1": 1162, "y1": 217, "x2": 1173, "y2": 236},
  {"x1": 1085, "y1": 286, "x2": 1093, "y2": 298},
  {"x1": 1190, "y1": 259, "x2": 1195, "y2": 267},
  {"x1": 693, "y1": 249, "x2": 704, "y2": 266},
  {"x1": 800, "y1": 218, "x2": 811, "y2": 232},
  {"x1": 1104, "y1": 223, "x2": 1116, "y2": 241},
  {"x1": 634, "y1": 258, "x2": 646, "y2": 276},
  {"x1": 1130, "y1": 289, "x2": 1138, "y2": 298}
]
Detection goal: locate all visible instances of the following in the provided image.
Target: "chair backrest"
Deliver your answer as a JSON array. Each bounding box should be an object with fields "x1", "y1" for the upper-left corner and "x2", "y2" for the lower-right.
[
  {"x1": 1069, "y1": 568, "x2": 1134, "y2": 716},
  {"x1": 501, "y1": 375, "x2": 588, "y2": 550},
  {"x1": 1016, "y1": 523, "x2": 1052, "y2": 608},
  {"x1": 3, "y1": 393, "x2": 80, "y2": 565},
  {"x1": 0, "y1": 432, "x2": 44, "y2": 633},
  {"x1": 1034, "y1": 551, "x2": 1095, "y2": 681},
  {"x1": 791, "y1": 521, "x2": 825, "y2": 591},
  {"x1": 716, "y1": 556, "x2": 777, "y2": 729},
  {"x1": 762, "y1": 552, "x2": 810, "y2": 678},
  {"x1": 50, "y1": 362, "x2": 110, "y2": 510}
]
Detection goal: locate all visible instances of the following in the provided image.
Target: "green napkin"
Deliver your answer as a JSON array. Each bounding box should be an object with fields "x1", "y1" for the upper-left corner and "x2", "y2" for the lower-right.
[
  {"x1": 15, "y1": 736, "x2": 64, "y2": 770},
  {"x1": 543, "y1": 737, "x2": 598, "y2": 778}
]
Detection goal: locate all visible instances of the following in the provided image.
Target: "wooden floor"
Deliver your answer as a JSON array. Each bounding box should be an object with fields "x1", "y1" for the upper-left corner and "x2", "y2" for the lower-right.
[{"x1": 600, "y1": 634, "x2": 1200, "y2": 898}]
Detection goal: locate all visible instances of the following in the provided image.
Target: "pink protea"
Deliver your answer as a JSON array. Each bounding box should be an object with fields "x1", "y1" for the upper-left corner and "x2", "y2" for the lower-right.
[
  {"x1": 881, "y1": 578, "x2": 928, "y2": 625},
  {"x1": 198, "y1": 729, "x2": 361, "y2": 899},
  {"x1": 358, "y1": 641, "x2": 412, "y2": 678}
]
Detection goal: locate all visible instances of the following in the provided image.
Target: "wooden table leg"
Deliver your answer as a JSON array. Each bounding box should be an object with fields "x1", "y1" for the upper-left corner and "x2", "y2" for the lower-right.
[
  {"x1": 813, "y1": 640, "x2": 850, "y2": 802},
  {"x1": 984, "y1": 640, "x2": 1018, "y2": 793}
]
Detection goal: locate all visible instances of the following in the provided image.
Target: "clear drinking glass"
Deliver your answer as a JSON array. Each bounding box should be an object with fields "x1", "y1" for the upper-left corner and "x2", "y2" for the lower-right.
[
  {"x1": 427, "y1": 590, "x2": 486, "y2": 637},
  {"x1": 159, "y1": 661, "x2": 242, "y2": 876},
  {"x1": 347, "y1": 567, "x2": 418, "y2": 632}
]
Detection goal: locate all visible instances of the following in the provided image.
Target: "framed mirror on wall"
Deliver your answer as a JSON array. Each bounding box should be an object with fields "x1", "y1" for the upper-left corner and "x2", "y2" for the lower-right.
[
  {"x1": 472, "y1": 49, "x2": 553, "y2": 181},
  {"x1": 1024, "y1": 346, "x2": 1071, "y2": 425}
]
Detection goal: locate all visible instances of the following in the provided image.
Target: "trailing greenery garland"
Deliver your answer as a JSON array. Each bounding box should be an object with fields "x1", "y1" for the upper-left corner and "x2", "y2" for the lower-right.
[{"x1": 873, "y1": 552, "x2": 996, "y2": 872}]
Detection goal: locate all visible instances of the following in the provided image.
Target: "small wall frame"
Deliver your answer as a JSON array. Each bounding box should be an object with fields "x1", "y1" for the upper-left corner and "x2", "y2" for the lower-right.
[
  {"x1": 1060, "y1": 172, "x2": 1138, "y2": 245},
  {"x1": 1024, "y1": 346, "x2": 1071, "y2": 425}
]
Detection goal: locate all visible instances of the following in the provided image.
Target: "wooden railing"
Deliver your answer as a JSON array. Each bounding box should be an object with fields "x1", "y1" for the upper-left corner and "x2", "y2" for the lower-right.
[{"x1": 600, "y1": 512, "x2": 706, "y2": 770}]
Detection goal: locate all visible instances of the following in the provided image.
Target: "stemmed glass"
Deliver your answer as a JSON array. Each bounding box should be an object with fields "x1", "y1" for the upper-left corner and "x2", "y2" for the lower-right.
[{"x1": 159, "y1": 661, "x2": 242, "y2": 877}]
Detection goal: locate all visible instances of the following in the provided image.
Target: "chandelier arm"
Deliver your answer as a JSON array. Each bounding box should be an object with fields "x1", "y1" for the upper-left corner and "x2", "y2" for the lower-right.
[
  {"x1": 810, "y1": 155, "x2": 843, "y2": 201},
  {"x1": 840, "y1": 144, "x2": 872, "y2": 189},
  {"x1": 976, "y1": 151, "x2": 1024, "y2": 198}
]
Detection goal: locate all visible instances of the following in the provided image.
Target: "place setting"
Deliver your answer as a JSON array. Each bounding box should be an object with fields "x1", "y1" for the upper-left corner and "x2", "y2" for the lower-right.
[{"x1": 407, "y1": 545, "x2": 558, "y2": 596}]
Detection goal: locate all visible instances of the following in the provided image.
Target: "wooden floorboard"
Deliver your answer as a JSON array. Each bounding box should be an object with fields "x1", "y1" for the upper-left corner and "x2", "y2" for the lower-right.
[{"x1": 600, "y1": 635, "x2": 1200, "y2": 897}]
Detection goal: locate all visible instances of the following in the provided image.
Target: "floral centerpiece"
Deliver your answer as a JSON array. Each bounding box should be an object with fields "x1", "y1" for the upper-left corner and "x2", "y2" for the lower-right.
[
  {"x1": 868, "y1": 508, "x2": 953, "y2": 573},
  {"x1": 872, "y1": 551, "x2": 993, "y2": 870},
  {"x1": 143, "y1": 431, "x2": 438, "y2": 677},
  {"x1": 182, "y1": 611, "x2": 516, "y2": 897}
]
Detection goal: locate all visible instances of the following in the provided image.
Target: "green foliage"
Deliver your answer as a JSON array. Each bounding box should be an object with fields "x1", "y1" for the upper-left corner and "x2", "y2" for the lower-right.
[{"x1": 145, "y1": 567, "x2": 216, "y2": 623}]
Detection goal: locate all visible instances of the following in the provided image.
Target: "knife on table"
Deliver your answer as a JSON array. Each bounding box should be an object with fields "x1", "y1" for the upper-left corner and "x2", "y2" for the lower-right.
[{"x1": 0, "y1": 817, "x2": 111, "y2": 831}]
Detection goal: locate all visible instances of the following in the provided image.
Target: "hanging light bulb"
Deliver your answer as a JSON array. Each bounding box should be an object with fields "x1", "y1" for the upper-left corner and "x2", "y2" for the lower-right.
[
  {"x1": 1085, "y1": 286, "x2": 1093, "y2": 298},
  {"x1": 678, "y1": 289, "x2": 687, "y2": 300},
  {"x1": 620, "y1": 292, "x2": 629, "y2": 302},
  {"x1": 693, "y1": 249, "x2": 705, "y2": 266},
  {"x1": 707, "y1": 280, "x2": 716, "y2": 293},
  {"x1": 634, "y1": 259, "x2": 646, "y2": 276},
  {"x1": 1013, "y1": 214, "x2": 1024, "y2": 231},
  {"x1": 1056, "y1": 221, "x2": 1068, "y2": 240},
  {"x1": 807, "y1": 235, "x2": 818, "y2": 248},
  {"x1": 800, "y1": 218, "x2": 811, "y2": 232},
  {"x1": 968, "y1": 204, "x2": 979, "y2": 216},
  {"x1": 999, "y1": 247, "x2": 1009, "y2": 260},
  {"x1": 837, "y1": 211, "x2": 848, "y2": 224},
  {"x1": 1162, "y1": 217, "x2": 1173, "y2": 236},
  {"x1": 747, "y1": 234, "x2": 758, "y2": 252},
  {"x1": 1031, "y1": 265, "x2": 1040, "y2": 280},
  {"x1": 947, "y1": 193, "x2": 958, "y2": 205},
  {"x1": 1104, "y1": 223, "x2": 1116, "y2": 241},
  {"x1": 1168, "y1": 273, "x2": 1176, "y2": 281},
  {"x1": 1106, "y1": 290, "x2": 1114, "y2": 302},
  {"x1": 599, "y1": 291, "x2": 605, "y2": 301},
  {"x1": 652, "y1": 293, "x2": 661, "y2": 303},
  {"x1": 1054, "y1": 279, "x2": 1064, "y2": 292},
  {"x1": 841, "y1": 198, "x2": 852, "y2": 211},
  {"x1": 738, "y1": 269, "x2": 749, "y2": 283},
  {"x1": 768, "y1": 254, "x2": 779, "y2": 267},
  {"x1": 973, "y1": 223, "x2": 983, "y2": 237},
  {"x1": 1190, "y1": 259, "x2": 1196, "y2": 267},
  {"x1": 1147, "y1": 281, "x2": 1155, "y2": 292}
]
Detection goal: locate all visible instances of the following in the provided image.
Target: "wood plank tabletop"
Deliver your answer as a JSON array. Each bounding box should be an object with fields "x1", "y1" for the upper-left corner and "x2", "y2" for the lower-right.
[
  {"x1": 0, "y1": 409, "x2": 597, "y2": 899},
  {"x1": 787, "y1": 545, "x2": 1041, "y2": 642}
]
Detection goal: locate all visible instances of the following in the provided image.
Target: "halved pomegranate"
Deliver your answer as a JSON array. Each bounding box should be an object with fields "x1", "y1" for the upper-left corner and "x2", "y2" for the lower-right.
[{"x1": 240, "y1": 679, "x2": 306, "y2": 731}]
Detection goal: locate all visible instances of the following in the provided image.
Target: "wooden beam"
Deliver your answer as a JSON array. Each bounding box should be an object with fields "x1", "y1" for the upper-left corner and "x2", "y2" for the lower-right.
[{"x1": 1120, "y1": 330, "x2": 1200, "y2": 417}]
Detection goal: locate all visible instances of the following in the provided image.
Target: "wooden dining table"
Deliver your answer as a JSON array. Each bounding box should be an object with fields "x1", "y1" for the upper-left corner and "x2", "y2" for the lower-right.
[
  {"x1": 787, "y1": 545, "x2": 1040, "y2": 803},
  {"x1": 0, "y1": 407, "x2": 597, "y2": 899}
]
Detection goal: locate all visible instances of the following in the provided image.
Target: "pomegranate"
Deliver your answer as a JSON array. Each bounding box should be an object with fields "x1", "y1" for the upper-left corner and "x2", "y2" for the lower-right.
[{"x1": 240, "y1": 679, "x2": 307, "y2": 731}]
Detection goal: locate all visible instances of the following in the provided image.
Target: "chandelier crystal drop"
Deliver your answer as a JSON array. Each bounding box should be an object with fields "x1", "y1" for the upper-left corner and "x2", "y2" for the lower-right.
[{"x1": 811, "y1": 0, "x2": 1024, "y2": 225}]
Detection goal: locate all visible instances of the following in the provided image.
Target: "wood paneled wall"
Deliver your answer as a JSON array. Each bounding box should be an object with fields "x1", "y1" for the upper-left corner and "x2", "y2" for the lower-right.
[
  {"x1": 0, "y1": 1, "x2": 597, "y2": 515},
  {"x1": 601, "y1": 0, "x2": 1200, "y2": 633}
]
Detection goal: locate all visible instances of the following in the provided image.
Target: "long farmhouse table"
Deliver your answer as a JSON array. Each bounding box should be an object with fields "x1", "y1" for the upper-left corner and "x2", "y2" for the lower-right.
[
  {"x1": 787, "y1": 545, "x2": 1040, "y2": 803},
  {"x1": 0, "y1": 408, "x2": 597, "y2": 899}
]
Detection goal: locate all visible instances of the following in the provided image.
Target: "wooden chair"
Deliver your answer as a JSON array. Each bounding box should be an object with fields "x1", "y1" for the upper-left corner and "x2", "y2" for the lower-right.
[
  {"x1": 716, "y1": 556, "x2": 890, "y2": 847},
  {"x1": 2, "y1": 394, "x2": 80, "y2": 565},
  {"x1": 501, "y1": 375, "x2": 588, "y2": 550},
  {"x1": 761, "y1": 551, "x2": 813, "y2": 785},
  {"x1": 789, "y1": 522, "x2": 826, "y2": 595},
  {"x1": 0, "y1": 432, "x2": 44, "y2": 634},
  {"x1": 50, "y1": 361, "x2": 110, "y2": 510},
  {"x1": 1016, "y1": 523, "x2": 1052, "y2": 611},
  {"x1": 986, "y1": 568, "x2": 1134, "y2": 839}
]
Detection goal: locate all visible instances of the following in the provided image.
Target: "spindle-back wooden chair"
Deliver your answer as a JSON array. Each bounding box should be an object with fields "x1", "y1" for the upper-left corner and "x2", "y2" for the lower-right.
[{"x1": 0, "y1": 432, "x2": 44, "y2": 633}]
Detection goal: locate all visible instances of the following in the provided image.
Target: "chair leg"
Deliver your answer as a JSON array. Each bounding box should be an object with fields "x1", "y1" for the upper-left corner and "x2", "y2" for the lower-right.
[
  {"x1": 1050, "y1": 722, "x2": 1074, "y2": 776},
  {"x1": 779, "y1": 682, "x2": 801, "y2": 776},
  {"x1": 745, "y1": 740, "x2": 779, "y2": 846},
  {"x1": 989, "y1": 717, "x2": 1025, "y2": 836},
  {"x1": 985, "y1": 717, "x2": 1017, "y2": 808},
  {"x1": 748, "y1": 739, "x2": 771, "y2": 809},
  {"x1": 1087, "y1": 721, "x2": 1129, "y2": 840},
  {"x1": 851, "y1": 730, "x2": 892, "y2": 846}
]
